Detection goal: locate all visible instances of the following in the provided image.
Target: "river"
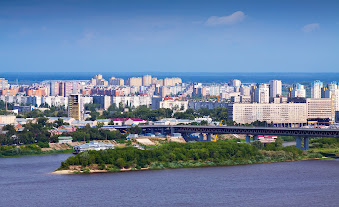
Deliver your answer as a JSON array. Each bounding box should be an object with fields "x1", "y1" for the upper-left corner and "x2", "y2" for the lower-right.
[{"x1": 0, "y1": 154, "x2": 338, "y2": 207}]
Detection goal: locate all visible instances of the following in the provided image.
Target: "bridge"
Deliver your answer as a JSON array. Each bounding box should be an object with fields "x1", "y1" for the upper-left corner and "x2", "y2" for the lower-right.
[{"x1": 115, "y1": 125, "x2": 339, "y2": 150}]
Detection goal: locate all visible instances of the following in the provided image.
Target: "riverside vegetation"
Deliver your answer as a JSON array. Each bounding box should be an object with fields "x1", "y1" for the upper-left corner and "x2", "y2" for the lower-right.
[
  {"x1": 57, "y1": 138, "x2": 323, "y2": 173},
  {"x1": 0, "y1": 144, "x2": 73, "y2": 158}
]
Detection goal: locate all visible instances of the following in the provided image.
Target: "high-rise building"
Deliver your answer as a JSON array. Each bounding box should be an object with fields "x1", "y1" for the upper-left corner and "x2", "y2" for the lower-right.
[
  {"x1": 63, "y1": 82, "x2": 73, "y2": 97},
  {"x1": 142, "y1": 75, "x2": 152, "y2": 86},
  {"x1": 291, "y1": 83, "x2": 306, "y2": 98},
  {"x1": 324, "y1": 88, "x2": 339, "y2": 112},
  {"x1": 269, "y1": 80, "x2": 282, "y2": 98},
  {"x1": 109, "y1": 77, "x2": 124, "y2": 85},
  {"x1": 229, "y1": 79, "x2": 241, "y2": 87},
  {"x1": 254, "y1": 84, "x2": 269, "y2": 103},
  {"x1": 240, "y1": 85, "x2": 251, "y2": 96},
  {"x1": 0, "y1": 78, "x2": 10, "y2": 90},
  {"x1": 307, "y1": 98, "x2": 334, "y2": 121},
  {"x1": 92, "y1": 95, "x2": 111, "y2": 110},
  {"x1": 68, "y1": 94, "x2": 84, "y2": 121},
  {"x1": 127, "y1": 77, "x2": 142, "y2": 87},
  {"x1": 163, "y1": 77, "x2": 182, "y2": 86},
  {"x1": 311, "y1": 80, "x2": 323, "y2": 98},
  {"x1": 91, "y1": 74, "x2": 108, "y2": 86}
]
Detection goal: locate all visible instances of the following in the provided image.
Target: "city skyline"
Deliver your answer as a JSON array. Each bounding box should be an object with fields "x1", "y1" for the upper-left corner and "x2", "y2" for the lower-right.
[{"x1": 0, "y1": 0, "x2": 338, "y2": 73}]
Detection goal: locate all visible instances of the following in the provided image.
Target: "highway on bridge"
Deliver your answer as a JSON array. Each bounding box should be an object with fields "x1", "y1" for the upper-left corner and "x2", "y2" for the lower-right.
[
  {"x1": 116, "y1": 125, "x2": 339, "y2": 138},
  {"x1": 115, "y1": 125, "x2": 339, "y2": 150}
]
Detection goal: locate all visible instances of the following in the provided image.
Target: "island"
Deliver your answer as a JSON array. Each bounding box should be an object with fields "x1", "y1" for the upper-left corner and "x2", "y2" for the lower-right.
[{"x1": 53, "y1": 138, "x2": 328, "y2": 174}]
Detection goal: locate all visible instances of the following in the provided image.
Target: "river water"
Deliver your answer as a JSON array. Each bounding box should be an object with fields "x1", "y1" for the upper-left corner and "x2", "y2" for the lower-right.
[{"x1": 0, "y1": 154, "x2": 338, "y2": 207}]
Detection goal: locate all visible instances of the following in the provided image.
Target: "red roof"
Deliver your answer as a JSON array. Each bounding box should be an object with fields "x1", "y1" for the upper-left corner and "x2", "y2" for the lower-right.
[{"x1": 110, "y1": 118, "x2": 145, "y2": 121}]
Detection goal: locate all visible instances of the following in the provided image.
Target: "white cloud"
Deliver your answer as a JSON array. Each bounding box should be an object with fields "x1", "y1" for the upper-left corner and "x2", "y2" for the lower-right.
[
  {"x1": 302, "y1": 23, "x2": 320, "y2": 32},
  {"x1": 205, "y1": 11, "x2": 246, "y2": 26}
]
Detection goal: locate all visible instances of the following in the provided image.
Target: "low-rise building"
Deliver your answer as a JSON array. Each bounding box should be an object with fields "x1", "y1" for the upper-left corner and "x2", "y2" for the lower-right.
[
  {"x1": 0, "y1": 115, "x2": 16, "y2": 125},
  {"x1": 109, "y1": 118, "x2": 146, "y2": 126},
  {"x1": 58, "y1": 136, "x2": 73, "y2": 144},
  {"x1": 73, "y1": 141, "x2": 115, "y2": 154}
]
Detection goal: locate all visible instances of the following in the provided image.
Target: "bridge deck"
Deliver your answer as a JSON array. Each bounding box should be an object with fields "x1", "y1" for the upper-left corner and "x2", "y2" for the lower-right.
[{"x1": 116, "y1": 125, "x2": 339, "y2": 138}]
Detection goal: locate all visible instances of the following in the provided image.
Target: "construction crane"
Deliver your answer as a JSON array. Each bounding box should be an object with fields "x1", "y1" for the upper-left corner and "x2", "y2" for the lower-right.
[{"x1": 213, "y1": 120, "x2": 223, "y2": 142}]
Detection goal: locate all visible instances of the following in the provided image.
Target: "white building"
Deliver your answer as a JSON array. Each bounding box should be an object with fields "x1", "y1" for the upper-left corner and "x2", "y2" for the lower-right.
[
  {"x1": 311, "y1": 80, "x2": 323, "y2": 98},
  {"x1": 307, "y1": 98, "x2": 334, "y2": 120},
  {"x1": 254, "y1": 84, "x2": 269, "y2": 103},
  {"x1": 229, "y1": 103, "x2": 307, "y2": 126},
  {"x1": 73, "y1": 141, "x2": 115, "y2": 154},
  {"x1": 269, "y1": 80, "x2": 282, "y2": 98},
  {"x1": 112, "y1": 96, "x2": 152, "y2": 108},
  {"x1": 291, "y1": 83, "x2": 306, "y2": 98},
  {"x1": 0, "y1": 115, "x2": 16, "y2": 125},
  {"x1": 43, "y1": 96, "x2": 69, "y2": 108}
]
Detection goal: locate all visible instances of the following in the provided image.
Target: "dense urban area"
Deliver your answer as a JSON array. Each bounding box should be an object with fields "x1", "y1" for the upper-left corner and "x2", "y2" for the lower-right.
[{"x1": 0, "y1": 74, "x2": 338, "y2": 167}]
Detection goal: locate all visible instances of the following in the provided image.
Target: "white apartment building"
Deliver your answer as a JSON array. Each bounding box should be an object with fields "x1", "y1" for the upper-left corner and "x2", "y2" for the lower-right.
[
  {"x1": 254, "y1": 84, "x2": 269, "y2": 103},
  {"x1": 240, "y1": 85, "x2": 251, "y2": 96},
  {"x1": 311, "y1": 80, "x2": 323, "y2": 98},
  {"x1": 229, "y1": 79, "x2": 241, "y2": 87},
  {"x1": 229, "y1": 103, "x2": 308, "y2": 126},
  {"x1": 188, "y1": 100, "x2": 229, "y2": 110},
  {"x1": 112, "y1": 96, "x2": 152, "y2": 108},
  {"x1": 291, "y1": 83, "x2": 306, "y2": 98},
  {"x1": 43, "y1": 96, "x2": 69, "y2": 108},
  {"x1": 269, "y1": 80, "x2": 282, "y2": 97},
  {"x1": 152, "y1": 97, "x2": 188, "y2": 111}
]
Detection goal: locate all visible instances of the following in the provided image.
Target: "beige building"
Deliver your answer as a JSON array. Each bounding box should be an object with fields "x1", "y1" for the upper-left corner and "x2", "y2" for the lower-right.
[
  {"x1": 306, "y1": 98, "x2": 334, "y2": 120},
  {"x1": 126, "y1": 77, "x2": 142, "y2": 87},
  {"x1": 324, "y1": 88, "x2": 339, "y2": 112},
  {"x1": 0, "y1": 115, "x2": 16, "y2": 125},
  {"x1": 142, "y1": 75, "x2": 152, "y2": 86},
  {"x1": 91, "y1": 74, "x2": 108, "y2": 86},
  {"x1": 68, "y1": 94, "x2": 84, "y2": 121},
  {"x1": 163, "y1": 77, "x2": 182, "y2": 86},
  {"x1": 230, "y1": 103, "x2": 307, "y2": 126}
]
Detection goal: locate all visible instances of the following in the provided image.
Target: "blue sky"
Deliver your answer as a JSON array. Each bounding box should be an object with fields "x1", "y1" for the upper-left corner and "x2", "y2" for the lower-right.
[{"x1": 0, "y1": 0, "x2": 338, "y2": 73}]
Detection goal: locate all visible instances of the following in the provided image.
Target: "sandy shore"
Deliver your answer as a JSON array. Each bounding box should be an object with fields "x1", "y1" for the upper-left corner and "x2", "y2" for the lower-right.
[
  {"x1": 50, "y1": 169, "x2": 109, "y2": 174},
  {"x1": 51, "y1": 167, "x2": 149, "y2": 175}
]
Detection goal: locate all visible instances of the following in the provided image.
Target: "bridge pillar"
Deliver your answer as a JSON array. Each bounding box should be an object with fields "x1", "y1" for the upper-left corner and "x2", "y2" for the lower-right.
[
  {"x1": 206, "y1": 133, "x2": 212, "y2": 141},
  {"x1": 199, "y1": 133, "x2": 204, "y2": 142},
  {"x1": 245, "y1": 135, "x2": 251, "y2": 143},
  {"x1": 296, "y1": 137, "x2": 302, "y2": 149},
  {"x1": 304, "y1": 137, "x2": 309, "y2": 150},
  {"x1": 161, "y1": 128, "x2": 165, "y2": 135},
  {"x1": 170, "y1": 127, "x2": 174, "y2": 136},
  {"x1": 151, "y1": 128, "x2": 154, "y2": 134}
]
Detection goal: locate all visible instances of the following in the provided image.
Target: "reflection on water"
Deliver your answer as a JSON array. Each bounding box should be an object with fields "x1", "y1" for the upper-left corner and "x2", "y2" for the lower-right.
[{"x1": 0, "y1": 154, "x2": 338, "y2": 207}]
